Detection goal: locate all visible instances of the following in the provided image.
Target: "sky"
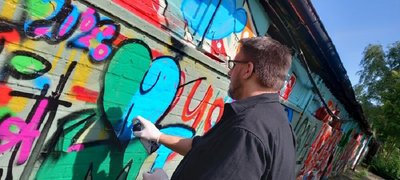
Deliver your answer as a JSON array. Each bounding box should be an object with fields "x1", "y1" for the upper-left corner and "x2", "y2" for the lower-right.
[{"x1": 310, "y1": 0, "x2": 400, "y2": 86}]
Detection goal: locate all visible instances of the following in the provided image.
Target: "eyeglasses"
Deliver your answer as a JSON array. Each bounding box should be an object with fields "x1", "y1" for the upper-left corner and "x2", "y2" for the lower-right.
[{"x1": 227, "y1": 60, "x2": 251, "y2": 70}]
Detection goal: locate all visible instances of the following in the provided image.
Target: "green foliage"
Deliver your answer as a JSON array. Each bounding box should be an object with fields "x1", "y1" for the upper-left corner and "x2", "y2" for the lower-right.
[
  {"x1": 354, "y1": 168, "x2": 369, "y2": 179},
  {"x1": 355, "y1": 41, "x2": 400, "y2": 179},
  {"x1": 369, "y1": 144, "x2": 400, "y2": 180},
  {"x1": 355, "y1": 41, "x2": 400, "y2": 144}
]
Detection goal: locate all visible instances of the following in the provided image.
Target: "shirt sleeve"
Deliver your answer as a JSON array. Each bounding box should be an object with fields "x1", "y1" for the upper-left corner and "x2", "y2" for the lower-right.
[
  {"x1": 191, "y1": 135, "x2": 202, "y2": 147},
  {"x1": 198, "y1": 127, "x2": 269, "y2": 180}
]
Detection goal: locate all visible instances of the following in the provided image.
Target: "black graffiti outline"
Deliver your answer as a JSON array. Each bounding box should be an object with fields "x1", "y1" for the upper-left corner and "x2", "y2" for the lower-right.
[
  {"x1": 0, "y1": 21, "x2": 22, "y2": 53},
  {"x1": 294, "y1": 116, "x2": 320, "y2": 163},
  {"x1": 23, "y1": 0, "x2": 86, "y2": 44},
  {"x1": 1, "y1": 61, "x2": 77, "y2": 179},
  {"x1": 6, "y1": 50, "x2": 52, "y2": 80}
]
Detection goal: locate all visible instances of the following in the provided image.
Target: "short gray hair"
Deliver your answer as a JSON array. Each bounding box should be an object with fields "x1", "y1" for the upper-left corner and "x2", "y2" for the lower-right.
[{"x1": 239, "y1": 36, "x2": 292, "y2": 90}]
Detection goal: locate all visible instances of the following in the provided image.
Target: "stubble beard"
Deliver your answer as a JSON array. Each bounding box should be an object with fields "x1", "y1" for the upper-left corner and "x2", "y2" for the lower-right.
[
  {"x1": 228, "y1": 87, "x2": 234, "y2": 100},
  {"x1": 228, "y1": 81, "x2": 241, "y2": 100}
]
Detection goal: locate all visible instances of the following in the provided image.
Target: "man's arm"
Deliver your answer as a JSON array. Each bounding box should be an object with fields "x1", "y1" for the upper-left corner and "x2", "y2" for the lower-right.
[
  {"x1": 132, "y1": 116, "x2": 193, "y2": 156},
  {"x1": 158, "y1": 134, "x2": 192, "y2": 156}
]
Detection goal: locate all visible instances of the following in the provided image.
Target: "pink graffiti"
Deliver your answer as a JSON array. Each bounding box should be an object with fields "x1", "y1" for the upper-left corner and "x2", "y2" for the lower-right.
[
  {"x1": 80, "y1": 8, "x2": 97, "y2": 32},
  {"x1": 89, "y1": 25, "x2": 116, "y2": 39},
  {"x1": 67, "y1": 143, "x2": 85, "y2": 152},
  {"x1": 77, "y1": 34, "x2": 91, "y2": 47},
  {"x1": 102, "y1": 25, "x2": 116, "y2": 36},
  {"x1": 74, "y1": 22, "x2": 117, "y2": 61},
  {"x1": 0, "y1": 99, "x2": 48, "y2": 164},
  {"x1": 92, "y1": 44, "x2": 111, "y2": 61},
  {"x1": 34, "y1": 27, "x2": 49, "y2": 36},
  {"x1": 59, "y1": 15, "x2": 75, "y2": 36}
]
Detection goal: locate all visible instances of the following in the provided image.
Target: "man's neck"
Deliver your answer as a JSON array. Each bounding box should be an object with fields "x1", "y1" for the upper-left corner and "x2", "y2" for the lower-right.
[{"x1": 238, "y1": 86, "x2": 277, "y2": 100}]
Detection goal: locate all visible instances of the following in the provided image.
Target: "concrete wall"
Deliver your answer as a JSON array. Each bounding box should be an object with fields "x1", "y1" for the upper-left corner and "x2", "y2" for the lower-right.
[{"x1": 0, "y1": 0, "x2": 369, "y2": 179}]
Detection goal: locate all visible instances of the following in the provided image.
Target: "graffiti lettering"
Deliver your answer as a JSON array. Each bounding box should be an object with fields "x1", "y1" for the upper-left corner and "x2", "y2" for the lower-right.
[
  {"x1": 293, "y1": 116, "x2": 320, "y2": 164},
  {"x1": 0, "y1": 101, "x2": 46, "y2": 164},
  {"x1": 182, "y1": 79, "x2": 213, "y2": 129},
  {"x1": 68, "y1": 19, "x2": 119, "y2": 62},
  {"x1": 25, "y1": 0, "x2": 76, "y2": 43},
  {"x1": 24, "y1": 1, "x2": 120, "y2": 62},
  {"x1": 298, "y1": 123, "x2": 343, "y2": 179}
]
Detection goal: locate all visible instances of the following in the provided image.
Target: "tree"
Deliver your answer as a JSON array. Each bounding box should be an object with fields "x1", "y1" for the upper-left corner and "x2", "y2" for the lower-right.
[
  {"x1": 355, "y1": 41, "x2": 400, "y2": 146},
  {"x1": 355, "y1": 41, "x2": 400, "y2": 179}
]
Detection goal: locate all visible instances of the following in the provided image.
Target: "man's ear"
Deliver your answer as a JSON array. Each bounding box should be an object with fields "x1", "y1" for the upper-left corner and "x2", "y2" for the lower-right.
[{"x1": 243, "y1": 62, "x2": 254, "y2": 79}]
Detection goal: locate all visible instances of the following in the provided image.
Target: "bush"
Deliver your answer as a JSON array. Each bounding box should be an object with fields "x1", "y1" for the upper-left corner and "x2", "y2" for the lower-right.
[
  {"x1": 354, "y1": 168, "x2": 369, "y2": 179},
  {"x1": 369, "y1": 146, "x2": 400, "y2": 180}
]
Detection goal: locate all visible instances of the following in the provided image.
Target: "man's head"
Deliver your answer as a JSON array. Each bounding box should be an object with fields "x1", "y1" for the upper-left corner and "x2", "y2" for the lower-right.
[{"x1": 228, "y1": 36, "x2": 292, "y2": 100}]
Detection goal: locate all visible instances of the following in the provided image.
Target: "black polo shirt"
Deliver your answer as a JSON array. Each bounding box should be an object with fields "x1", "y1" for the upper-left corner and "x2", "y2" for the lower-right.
[{"x1": 171, "y1": 93, "x2": 296, "y2": 180}]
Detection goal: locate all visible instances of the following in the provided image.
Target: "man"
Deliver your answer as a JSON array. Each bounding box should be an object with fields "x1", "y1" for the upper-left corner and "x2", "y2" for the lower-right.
[{"x1": 133, "y1": 36, "x2": 296, "y2": 179}]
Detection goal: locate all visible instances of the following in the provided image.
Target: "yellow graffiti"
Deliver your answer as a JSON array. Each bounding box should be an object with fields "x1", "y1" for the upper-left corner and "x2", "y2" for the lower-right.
[
  {"x1": 64, "y1": 50, "x2": 80, "y2": 102},
  {"x1": 241, "y1": 14, "x2": 256, "y2": 39},
  {"x1": 1, "y1": 0, "x2": 20, "y2": 20},
  {"x1": 8, "y1": 96, "x2": 29, "y2": 113},
  {"x1": 161, "y1": 47, "x2": 170, "y2": 55},
  {"x1": 71, "y1": 53, "x2": 93, "y2": 87},
  {"x1": 65, "y1": 49, "x2": 78, "y2": 67},
  {"x1": 6, "y1": 39, "x2": 36, "y2": 52},
  {"x1": 20, "y1": 40, "x2": 37, "y2": 51},
  {"x1": 66, "y1": 53, "x2": 94, "y2": 101},
  {"x1": 5, "y1": 42, "x2": 20, "y2": 53},
  {"x1": 50, "y1": 42, "x2": 67, "y2": 73}
]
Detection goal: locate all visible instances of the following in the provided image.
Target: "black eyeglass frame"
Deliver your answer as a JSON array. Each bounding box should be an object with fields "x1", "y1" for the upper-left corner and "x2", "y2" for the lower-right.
[{"x1": 227, "y1": 60, "x2": 251, "y2": 70}]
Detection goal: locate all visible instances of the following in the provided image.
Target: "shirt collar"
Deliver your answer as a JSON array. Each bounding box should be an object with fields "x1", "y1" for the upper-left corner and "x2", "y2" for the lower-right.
[{"x1": 230, "y1": 93, "x2": 280, "y2": 113}]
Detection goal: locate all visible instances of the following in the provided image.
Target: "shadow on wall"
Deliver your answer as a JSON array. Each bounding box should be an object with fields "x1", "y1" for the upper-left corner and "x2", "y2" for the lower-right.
[{"x1": 37, "y1": 107, "x2": 147, "y2": 180}]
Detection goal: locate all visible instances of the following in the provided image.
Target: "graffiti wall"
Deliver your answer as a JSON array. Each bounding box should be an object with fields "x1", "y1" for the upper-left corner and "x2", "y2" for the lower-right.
[{"x1": 0, "y1": 0, "x2": 369, "y2": 179}]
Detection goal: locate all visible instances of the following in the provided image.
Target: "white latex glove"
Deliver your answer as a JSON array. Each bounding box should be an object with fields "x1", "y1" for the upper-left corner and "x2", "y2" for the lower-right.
[
  {"x1": 143, "y1": 169, "x2": 169, "y2": 180},
  {"x1": 132, "y1": 116, "x2": 162, "y2": 143}
]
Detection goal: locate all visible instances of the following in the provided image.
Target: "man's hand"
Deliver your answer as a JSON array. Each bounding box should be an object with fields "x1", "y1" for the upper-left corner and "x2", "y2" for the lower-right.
[
  {"x1": 132, "y1": 116, "x2": 162, "y2": 143},
  {"x1": 143, "y1": 169, "x2": 169, "y2": 180},
  {"x1": 133, "y1": 116, "x2": 193, "y2": 156}
]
